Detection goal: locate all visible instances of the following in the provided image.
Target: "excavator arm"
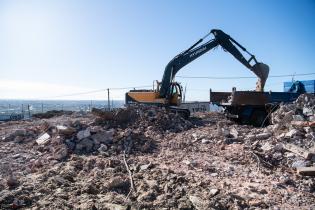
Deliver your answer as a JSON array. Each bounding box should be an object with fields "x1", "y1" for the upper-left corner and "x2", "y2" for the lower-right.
[{"x1": 159, "y1": 29, "x2": 269, "y2": 98}]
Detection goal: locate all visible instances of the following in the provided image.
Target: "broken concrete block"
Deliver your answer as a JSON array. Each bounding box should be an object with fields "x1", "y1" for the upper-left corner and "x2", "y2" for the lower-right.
[
  {"x1": 303, "y1": 107, "x2": 313, "y2": 116},
  {"x1": 261, "y1": 142, "x2": 273, "y2": 151},
  {"x1": 230, "y1": 127, "x2": 238, "y2": 138},
  {"x1": 77, "y1": 129, "x2": 91, "y2": 140},
  {"x1": 201, "y1": 139, "x2": 210, "y2": 144},
  {"x1": 285, "y1": 129, "x2": 302, "y2": 138},
  {"x1": 91, "y1": 130, "x2": 114, "y2": 145},
  {"x1": 209, "y1": 188, "x2": 219, "y2": 196},
  {"x1": 36, "y1": 133, "x2": 50, "y2": 145}
]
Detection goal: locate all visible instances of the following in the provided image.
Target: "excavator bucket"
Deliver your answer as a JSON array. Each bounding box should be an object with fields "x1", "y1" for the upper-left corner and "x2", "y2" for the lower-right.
[{"x1": 251, "y1": 63, "x2": 269, "y2": 92}]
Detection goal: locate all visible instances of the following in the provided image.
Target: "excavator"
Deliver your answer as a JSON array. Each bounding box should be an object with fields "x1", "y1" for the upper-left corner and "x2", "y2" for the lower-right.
[{"x1": 126, "y1": 29, "x2": 269, "y2": 118}]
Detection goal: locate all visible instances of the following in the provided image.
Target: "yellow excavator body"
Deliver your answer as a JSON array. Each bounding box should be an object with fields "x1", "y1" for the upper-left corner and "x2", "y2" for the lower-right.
[{"x1": 126, "y1": 82, "x2": 182, "y2": 106}]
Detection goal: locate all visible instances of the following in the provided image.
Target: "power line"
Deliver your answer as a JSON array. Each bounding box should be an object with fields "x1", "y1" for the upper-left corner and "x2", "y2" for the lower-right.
[
  {"x1": 176, "y1": 72, "x2": 315, "y2": 79},
  {"x1": 41, "y1": 85, "x2": 152, "y2": 99},
  {"x1": 109, "y1": 85, "x2": 151, "y2": 90},
  {"x1": 42, "y1": 89, "x2": 107, "y2": 99}
]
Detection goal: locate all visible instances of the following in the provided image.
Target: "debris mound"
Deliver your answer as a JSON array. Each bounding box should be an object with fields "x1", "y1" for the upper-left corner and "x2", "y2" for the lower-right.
[
  {"x1": 1, "y1": 100, "x2": 315, "y2": 209},
  {"x1": 32, "y1": 110, "x2": 73, "y2": 119},
  {"x1": 93, "y1": 105, "x2": 193, "y2": 132},
  {"x1": 272, "y1": 93, "x2": 315, "y2": 126}
]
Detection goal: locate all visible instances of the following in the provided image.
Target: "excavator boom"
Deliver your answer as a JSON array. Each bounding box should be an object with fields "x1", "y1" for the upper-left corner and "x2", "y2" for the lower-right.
[{"x1": 160, "y1": 29, "x2": 269, "y2": 98}]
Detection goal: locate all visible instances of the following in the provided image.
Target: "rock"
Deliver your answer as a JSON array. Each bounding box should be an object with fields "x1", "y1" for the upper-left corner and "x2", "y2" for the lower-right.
[
  {"x1": 201, "y1": 139, "x2": 210, "y2": 144},
  {"x1": 137, "y1": 190, "x2": 156, "y2": 202},
  {"x1": 14, "y1": 135, "x2": 24, "y2": 143},
  {"x1": 53, "y1": 145, "x2": 69, "y2": 160},
  {"x1": 261, "y1": 142, "x2": 273, "y2": 151},
  {"x1": 82, "y1": 183, "x2": 99, "y2": 194},
  {"x1": 292, "y1": 115, "x2": 305, "y2": 121},
  {"x1": 77, "y1": 129, "x2": 91, "y2": 140},
  {"x1": 304, "y1": 127, "x2": 312, "y2": 133},
  {"x1": 224, "y1": 138, "x2": 238, "y2": 144},
  {"x1": 285, "y1": 129, "x2": 301, "y2": 138},
  {"x1": 14, "y1": 129, "x2": 27, "y2": 136},
  {"x1": 98, "y1": 144, "x2": 108, "y2": 153},
  {"x1": 182, "y1": 160, "x2": 197, "y2": 166},
  {"x1": 12, "y1": 154, "x2": 21, "y2": 159},
  {"x1": 36, "y1": 133, "x2": 51, "y2": 145},
  {"x1": 6, "y1": 176, "x2": 19, "y2": 188},
  {"x1": 303, "y1": 107, "x2": 313, "y2": 116},
  {"x1": 309, "y1": 115, "x2": 315, "y2": 121},
  {"x1": 189, "y1": 195, "x2": 205, "y2": 210},
  {"x1": 140, "y1": 162, "x2": 152, "y2": 171},
  {"x1": 192, "y1": 133, "x2": 198, "y2": 140},
  {"x1": 209, "y1": 188, "x2": 219, "y2": 196},
  {"x1": 291, "y1": 160, "x2": 311, "y2": 168},
  {"x1": 230, "y1": 127, "x2": 239, "y2": 138},
  {"x1": 100, "y1": 203, "x2": 129, "y2": 210},
  {"x1": 146, "y1": 180, "x2": 158, "y2": 189},
  {"x1": 246, "y1": 134, "x2": 256, "y2": 140},
  {"x1": 57, "y1": 125, "x2": 76, "y2": 136},
  {"x1": 65, "y1": 139, "x2": 76, "y2": 150},
  {"x1": 217, "y1": 123, "x2": 230, "y2": 137},
  {"x1": 91, "y1": 130, "x2": 114, "y2": 145},
  {"x1": 256, "y1": 132, "x2": 271, "y2": 140},
  {"x1": 276, "y1": 133, "x2": 285, "y2": 139},
  {"x1": 106, "y1": 177, "x2": 129, "y2": 190},
  {"x1": 274, "y1": 143, "x2": 284, "y2": 151},
  {"x1": 210, "y1": 173, "x2": 218, "y2": 177},
  {"x1": 75, "y1": 138, "x2": 94, "y2": 153}
]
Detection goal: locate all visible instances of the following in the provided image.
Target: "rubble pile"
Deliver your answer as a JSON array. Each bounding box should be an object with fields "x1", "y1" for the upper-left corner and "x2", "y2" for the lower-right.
[
  {"x1": 93, "y1": 105, "x2": 194, "y2": 132},
  {"x1": 272, "y1": 93, "x2": 315, "y2": 130},
  {"x1": 1, "y1": 102, "x2": 315, "y2": 209},
  {"x1": 32, "y1": 110, "x2": 73, "y2": 119}
]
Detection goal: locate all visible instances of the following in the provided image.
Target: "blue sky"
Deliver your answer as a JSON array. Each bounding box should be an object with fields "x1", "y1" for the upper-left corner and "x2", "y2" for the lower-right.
[{"x1": 0, "y1": 0, "x2": 314, "y2": 100}]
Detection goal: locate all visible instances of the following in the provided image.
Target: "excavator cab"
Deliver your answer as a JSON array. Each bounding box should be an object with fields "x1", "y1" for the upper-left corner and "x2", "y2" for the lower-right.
[
  {"x1": 169, "y1": 82, "x2": 183, "y2": 106},
  {"x1": 155, "y1": 81, "x2": 182, "y2": 106}
]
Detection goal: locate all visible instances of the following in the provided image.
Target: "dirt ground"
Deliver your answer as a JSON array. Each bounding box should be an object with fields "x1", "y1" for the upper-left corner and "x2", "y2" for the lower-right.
[{"x1": 0, "y1": 97, "x2": 315, "y2": 209}]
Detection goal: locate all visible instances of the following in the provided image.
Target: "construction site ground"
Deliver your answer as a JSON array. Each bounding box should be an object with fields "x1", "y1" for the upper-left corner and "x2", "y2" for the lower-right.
[{"x1": 1, "y1": 95, "x2": 315, "y2": 209}]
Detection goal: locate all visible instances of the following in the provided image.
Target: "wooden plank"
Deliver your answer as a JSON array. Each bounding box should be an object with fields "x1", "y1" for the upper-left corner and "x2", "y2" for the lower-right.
[
  {"x1": 283, "y1": 143, "x2": 314, "y2": 160},
  {"x1": 296, "y1": 167, "x2": 315, "y2": 176}
]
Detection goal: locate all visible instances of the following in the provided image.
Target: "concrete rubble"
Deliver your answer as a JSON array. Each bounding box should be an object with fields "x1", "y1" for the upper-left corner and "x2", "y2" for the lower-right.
[{"x1": 0, "y1": 95, "x2": 315, "y2": 209}]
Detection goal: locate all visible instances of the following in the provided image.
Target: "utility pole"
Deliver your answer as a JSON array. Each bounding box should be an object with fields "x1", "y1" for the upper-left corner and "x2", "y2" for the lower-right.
[
  {"x1": 21, "y1": 104, "x2": 24, "y2": 116},
  {"x1": 27, "y1": 104, "x2": 31, "y2": 118},
  {"x1": 183, "y1": 85, "x2": 187, "y2": 103},
  {"x1": 107, "y1": 88, "x2": 110, "y2": 111}
]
